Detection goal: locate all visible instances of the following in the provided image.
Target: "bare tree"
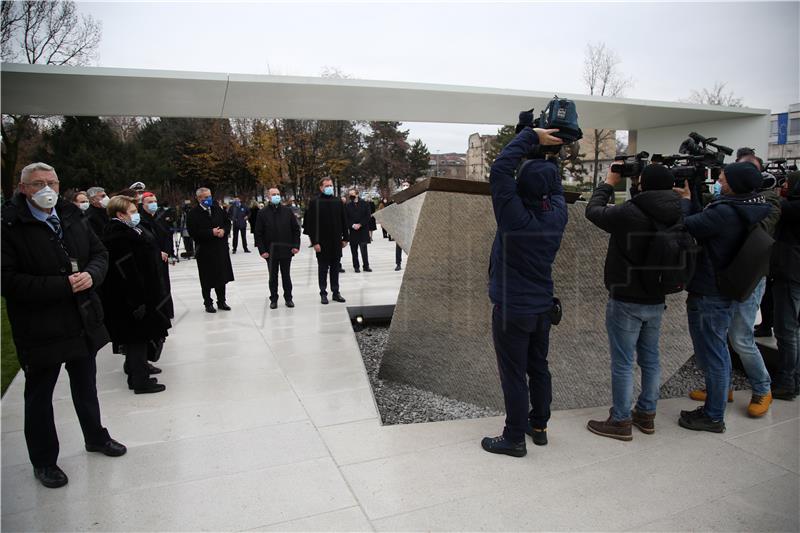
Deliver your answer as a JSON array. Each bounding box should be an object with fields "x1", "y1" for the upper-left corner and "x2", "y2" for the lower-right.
[
  {"x1": 1, "y1": 0, "x2": 102, "y2": 199},
  {"x1": 686, "y1": 82, "x2": 744, "y2": 107},
  {"x1": 582, "y1": 42, "x2": 633, "y2": 186}
]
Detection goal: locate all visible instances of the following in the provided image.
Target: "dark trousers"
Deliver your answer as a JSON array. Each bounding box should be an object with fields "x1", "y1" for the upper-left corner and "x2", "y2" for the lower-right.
[
  {"x1": 201, "y1": 282, "x2": 227, "y2": 306},
  {"x1": 268, "y1": 257, "x2": 293, "y2": 302},
  {"x1": 396, "y1": 244, "x2": 402, "y2": 266},
  {"x1": 123, "y1": 342, "x2": 150, "y2": 389},
  {"x1": 232, "y1": 226, "x2": 248, "y2": 251},
  {"x1": 317, "y1": 256, "x2": 341, "y2": 296},
  {"x1": 182, "y1": 235, "x2": 194, "y2": 256},
  {"x1": 23, "y1": 355, "x2": 110, "y2": 468},
  {"x1": 759, "y1": 277, "x2": 774, "y2": 329},
  {"x1": 350, "y1": 241, "x2": 369, "y2": 269},
  {"x1": 772, "y1": 279, "x2": 800, "y2": 392},
  {"x1": 492, "y1": 305, "x2": 552, "y2": 442}
]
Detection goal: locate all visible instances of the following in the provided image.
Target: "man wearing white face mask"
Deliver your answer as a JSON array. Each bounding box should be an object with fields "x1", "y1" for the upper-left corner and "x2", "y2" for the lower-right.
[
  {"x1": 2, "y1": 162, "x2": 127, "y2": 489},
  {"x1": 86, "y1": 186, "x2": 110, "y2": 236}
]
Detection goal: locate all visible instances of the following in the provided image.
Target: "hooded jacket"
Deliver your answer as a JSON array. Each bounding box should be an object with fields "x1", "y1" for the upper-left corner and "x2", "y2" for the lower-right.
[
  {"x1": 682, "y1": 194, "x2": 771, "y2": 297},
  {"x1": 586, "y1": 184, "x2": 683, "y2": 304},
  {"x1": 488, "y1": 128, "x2": 568, "y2": 316}
]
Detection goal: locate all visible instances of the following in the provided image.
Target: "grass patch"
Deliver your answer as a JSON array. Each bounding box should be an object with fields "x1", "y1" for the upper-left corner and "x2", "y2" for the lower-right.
[{"x1": 1, "y1": 298, "x2": 21, "y2": 396}]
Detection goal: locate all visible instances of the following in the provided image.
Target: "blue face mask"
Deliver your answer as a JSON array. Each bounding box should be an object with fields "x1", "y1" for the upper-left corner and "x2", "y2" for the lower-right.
[
  {"x1": 146, "y1": 202, "x2": 158, "y2": 214},
  {"x1": 125, "y1": 213, "x2": 141, "y2": 228},
  {"x1": 712, "y1": 181, "x2": 722, "y2": 198},
  {"x1": 323, "y1": 186, "x2": 334, "y2": 196},
  {"x1": 271, "y1": 195, "x2": 281, "y2": 205},
  {"x1": 202, "y1": 197, "x2": 214, "y2": 208}
]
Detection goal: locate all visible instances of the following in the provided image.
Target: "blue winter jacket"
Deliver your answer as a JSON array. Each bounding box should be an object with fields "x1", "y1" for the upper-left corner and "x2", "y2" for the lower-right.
[
  {"x1": 682, "y1": 194, "x2": 771, "y2": 297},
  {"x1": 488, "y1": 128, "x2": 568, "y2": 316}
]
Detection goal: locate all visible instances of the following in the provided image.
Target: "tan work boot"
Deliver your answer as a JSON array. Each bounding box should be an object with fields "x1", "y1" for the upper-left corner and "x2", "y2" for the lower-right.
[
  {"x1": 688, "y1": 388, "x2": 734, "y2": 403},
  {"x1": 632, "y1": 409, "x2": 656, "y2": 434},
  {"x1": 747, "y1": 392, "x2": 773, "y2": 418}
]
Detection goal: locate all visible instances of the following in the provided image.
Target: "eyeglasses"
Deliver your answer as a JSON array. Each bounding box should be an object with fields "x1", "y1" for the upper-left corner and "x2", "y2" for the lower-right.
[{"x1": 25, "y1": 179, "x2": 60, "y2": 189}]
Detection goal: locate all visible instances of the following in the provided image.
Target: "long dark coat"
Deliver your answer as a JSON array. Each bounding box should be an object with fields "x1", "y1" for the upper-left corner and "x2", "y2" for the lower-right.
[
  {"x1": 303, "y1": 194, "x2": 350, "y2": 259},
  {"x1": 100, "y1": 220, "x2": 172, "y2": 344},
  {"x1": 345, "y1": 199, "x2": 372, "y2": 245},
  {"x1": 248, "y1": 206, "x2": 260, "y2": 235},
  {"x1": 186, "y1": 204, "x2": 234, "y2": 287},
  {"x1": 255, "y1": 204, "x2": 301, "y2": 259},
  {"x1": 86, "y1": 204, "x2": 109, "y2": 237},
  {"x1": 138, "y1": 210, "x2": 175, "y2": 319},
  {"x1": 1, "y1": 195, "x2": 110, "y2": 369}
]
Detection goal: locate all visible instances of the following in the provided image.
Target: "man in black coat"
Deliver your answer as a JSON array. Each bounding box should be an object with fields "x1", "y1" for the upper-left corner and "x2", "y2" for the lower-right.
[
  {"x1": 1, "y1": 162, "x2": 126, "y2": 489},
  {"x1": 227, "y1": 197, "x2": 250, "y2": 254},
  {"x1": 186, "y1": 187, "x2": 235, "y2": 313},
  {"x1": 345, "y1": 189, "x2": 372, "y2": 272},
  {"x1": 139, "y1": 192, "x2": 175, "y2": 320},
  {"x1": 255, "y1": 187, "x2": 301, "y2": 309},
  {"x1": 303, "y1": 177, "x2": 349, "y2": 304},
  {"x1": 585, "y1": 164, "x2": 682, "y2": 441},
  {"x1": 85, "y1": 186, "x2": 110, "y2": 237}
]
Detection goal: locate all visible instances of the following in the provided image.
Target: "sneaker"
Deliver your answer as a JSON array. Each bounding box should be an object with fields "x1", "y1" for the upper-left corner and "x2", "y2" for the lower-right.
[
  {"x1": 587, "y1": 410, "x2": 633, "y2": 441},
  {"x1": 747, "y1": 392, "x2": 773, "y2": 417},
  {"x1": 632, "y1": 409, "x2": 656, "y2": 435},
  {"x1": 678, "y1": 410, "x2": 725, "y2": 433},
  {"x1": 689, "y1": 388, "x2": 734, "y2": 403},
  {"x1": 525, "y1": 425, "x2": 548, "y2": 446},
  {"x1": 480, "y1": 435, "x2": 526, "y2": 457}
]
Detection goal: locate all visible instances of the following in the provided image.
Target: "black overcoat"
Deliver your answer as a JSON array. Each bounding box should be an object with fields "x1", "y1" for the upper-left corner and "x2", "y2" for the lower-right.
[
  {"x1": 86, "y1": 204, "x2": 109, "y2": 237},
  {"x1": 186, "y1": 204, "x2": 235, "y2": 287},
  {"x1": 138, "y1": 210, "x2": 175, "y2": 319},
  {"x1": 255, "y1": 204, "x2": 301, "y2": 259},
  {"x1": 345, "y1": 199, "x2": 372, "y2": 245},
  {"x1": 303, "y1": 194, "x2": 350, "y2": 259},
  {"x1": 100, "y1": 220, "x2": 172, "y2": 344},
  {"x1": 1, "y1": 195, "x2": 110, "y2": 368}
]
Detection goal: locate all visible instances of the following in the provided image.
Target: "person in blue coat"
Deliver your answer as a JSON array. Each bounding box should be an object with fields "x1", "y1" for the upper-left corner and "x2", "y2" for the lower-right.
[
  {"x1": 675, "y1": 162, "x2": 771, "y2": 433},
  {"x1": 481, "y1": 126, "x2": 567, "y2": 457}
]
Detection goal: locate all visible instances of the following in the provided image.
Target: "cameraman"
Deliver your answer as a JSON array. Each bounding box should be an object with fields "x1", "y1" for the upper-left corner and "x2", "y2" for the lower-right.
[
  {"x1": 675, "y1": 162, "x2": 771, "y2": 432},
  {"x1": 480, "y1": 122, "x2": 566, "y2": 458},
  {"x1": 584, "y1": 164, "x2": 681, "y2": 441}
]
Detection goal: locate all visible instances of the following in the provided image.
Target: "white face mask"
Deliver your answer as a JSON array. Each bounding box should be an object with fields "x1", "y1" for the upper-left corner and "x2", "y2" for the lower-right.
[
  {"x1": 31, "y1": 186, "x2": 58, "y2": 209},
  {"x1": 78, "y1": 202, "x2": 90, "y2": 211},
  {"x1": 100, "y1": 196, "x2": 110, "y2": 208},
  {"x1": 146, "y1": 202, "x2": 158, "y2": 213}
]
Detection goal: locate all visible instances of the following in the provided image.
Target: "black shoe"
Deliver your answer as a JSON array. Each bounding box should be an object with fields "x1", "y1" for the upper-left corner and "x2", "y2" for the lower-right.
[
  {"x1": 679, "y1": 410, "x2": 725, "y2": 433},
  {"x1": 205, "y1": 304, "x2": 216, "y2": 313},
  {"x1": 332, "y1": 293, "x2": 346, "y2": 303},
  {"x1": 753, "y1": 325, "x2": 773, "y2": 338},
  {"x1": 525, "y1": 425, "x2": 548, "y2": 446},
  {"x1": 771, "y1": 388, "x2": 797, "y2": 401},
  {"x1": 285, "y1": 300, "x2": 295, "y2": 308},
  {"x1": 480, "y1": 435, "x2": 526, "y2": 457},
  {"x1": 321, "y1": 295, "x2": 329, "y2": 305},
  {"x1": 85, "y1": 438, "x2": 127, "y2": 457},
  {"x1": 134, "y1": 382, "x2": 166, "y2": 394},
  {"x1": 679, "y1": 406, "x2": 706, "y2": 420},
  {"x1": 354, "y1": 267, "x2": 361, "y2": 273},
  {"x1": 147, "y1": 363, "x2": 161, "y2": 375},
  {"x1": 217, "y1": 302, "x2": 231, "y2": 311},
  {"x1": 339, "y1": 267, "x2": 345, "y2": 273},
  {"x1": 244, "y1": 249, "x2": 251, "y2": 253},
  {"x1": 33, "y1": 465, "x2": 68, "y2": 488},
  {"x1": 269, "y1": 301, "x2": 278, "y2": 309},
  {"x1": 363, "y1": 267, "x2": 372, "y2": 272},
  {"x1": 232, "y1": 249, "x2": 237, "y2": 254},
  {"x1": 128, "y1": 377, "x2": 157, "y2": 390},
  {"x1": 395, "y1": 265, "x2": 401, "y2": 271}
]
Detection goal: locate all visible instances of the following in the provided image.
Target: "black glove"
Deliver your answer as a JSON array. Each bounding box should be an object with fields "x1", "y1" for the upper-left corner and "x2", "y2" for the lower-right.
[
  {"x1": 515, "y1": 108, "x2": 535, "y2": 133},
  {"x1": 132, "y1": 304, "x2": 146, "y2": 321}
]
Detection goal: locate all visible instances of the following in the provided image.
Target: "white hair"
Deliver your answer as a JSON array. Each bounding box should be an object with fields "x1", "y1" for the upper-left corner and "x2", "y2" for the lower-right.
[
  {"x1": 86, "y1": 186, "x2": 105, "y2": 198},
  {"x1": 20, "y1": 162, "x2": 57, "y2": 183},
  {"x1": 195, "y1": 187, "x2": 211, "y2": 198}
]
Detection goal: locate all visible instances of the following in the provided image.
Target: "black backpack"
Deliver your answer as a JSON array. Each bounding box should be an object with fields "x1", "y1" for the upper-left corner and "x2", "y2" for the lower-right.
[
  {"x1": 715, "y1": 205, "x2": 774, "y2": 302},
  {"x1": 641, "y1": 218, "x2": 700, "y2": 296}
]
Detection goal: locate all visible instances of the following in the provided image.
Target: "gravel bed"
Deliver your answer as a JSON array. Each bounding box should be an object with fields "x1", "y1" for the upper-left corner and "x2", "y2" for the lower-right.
[{"x1": 355, "y1": 326, "x2": 752, "y2": 425}]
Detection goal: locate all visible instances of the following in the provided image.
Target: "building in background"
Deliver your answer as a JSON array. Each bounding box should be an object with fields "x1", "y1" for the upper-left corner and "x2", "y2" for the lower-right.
[
  {"x1": 466, "y1": 133, "x2": 496, "y2": 181},
  {"x1": 768, "y1": 103, "x2": 800, "y2": 164},
  {"x1": 428, "y1": 153, "x2": 466, "y2": 180}
]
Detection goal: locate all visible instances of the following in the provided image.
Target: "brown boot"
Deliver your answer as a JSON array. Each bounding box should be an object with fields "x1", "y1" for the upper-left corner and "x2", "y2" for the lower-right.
[
  {"x1": 587, "y1": 410, "x2": 632, "y2": 441},
  {"x1": 632, "y1": 409, "x2": 656, "y2": 434}
]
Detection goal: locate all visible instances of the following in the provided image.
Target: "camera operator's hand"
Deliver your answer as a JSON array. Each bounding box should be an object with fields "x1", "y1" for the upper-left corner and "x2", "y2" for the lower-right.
[
  {"x1": 605, "y1": 167, "x2": 623, "y2": 187},
  {"x1": 533, "y1": 128, "x2": 563, "y2": 146},
  {"x1": 673, "y1": 181, "x2": 692, "y2": 199}
]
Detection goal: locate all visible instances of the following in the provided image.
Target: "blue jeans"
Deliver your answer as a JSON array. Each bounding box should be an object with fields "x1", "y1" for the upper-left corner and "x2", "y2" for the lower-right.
[
  {"x1": 606, "y1": 299, "x2": 665, "y2": 421},
  {"x1": 773, "y1": 279, "x2": 800, "y2": 392},
  {"x1": 687, "y1": 294, "x2": 735, "y2": 421},
  {"x1": 729, "y1": 277, "x2": 771, "y2": 395}
]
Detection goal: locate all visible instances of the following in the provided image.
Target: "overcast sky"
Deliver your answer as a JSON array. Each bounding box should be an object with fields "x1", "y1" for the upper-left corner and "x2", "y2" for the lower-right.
[{"x1": 81, "y1": 0, "x2": 799, "y2": 153}]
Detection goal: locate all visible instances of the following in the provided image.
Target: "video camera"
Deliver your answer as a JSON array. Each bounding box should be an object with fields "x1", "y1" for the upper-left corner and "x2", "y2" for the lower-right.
[
  {"x1": 610, "y1": 151, "x2": 650, "y2": 178},
  {"x1": 515, "y1": 96, "x2": 584, "y2": 142},
  {"x1": 651, "y1": 132, "x2": 733, "y2": 188},
  {"x1": 763, "y1": 158, "x2": 798, "y2": 189}
]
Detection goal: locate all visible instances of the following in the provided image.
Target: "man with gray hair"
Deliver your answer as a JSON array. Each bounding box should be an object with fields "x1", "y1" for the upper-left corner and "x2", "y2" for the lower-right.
[
  {"x1": 85, "y1": 186, "x2": 109, "y2": 236},
  {"x1": 2, "y1": 162, "x2": 126, "y2": 489},
  {"x1": 186, "y1": 187, "x2": 234, "y2": 313}
]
